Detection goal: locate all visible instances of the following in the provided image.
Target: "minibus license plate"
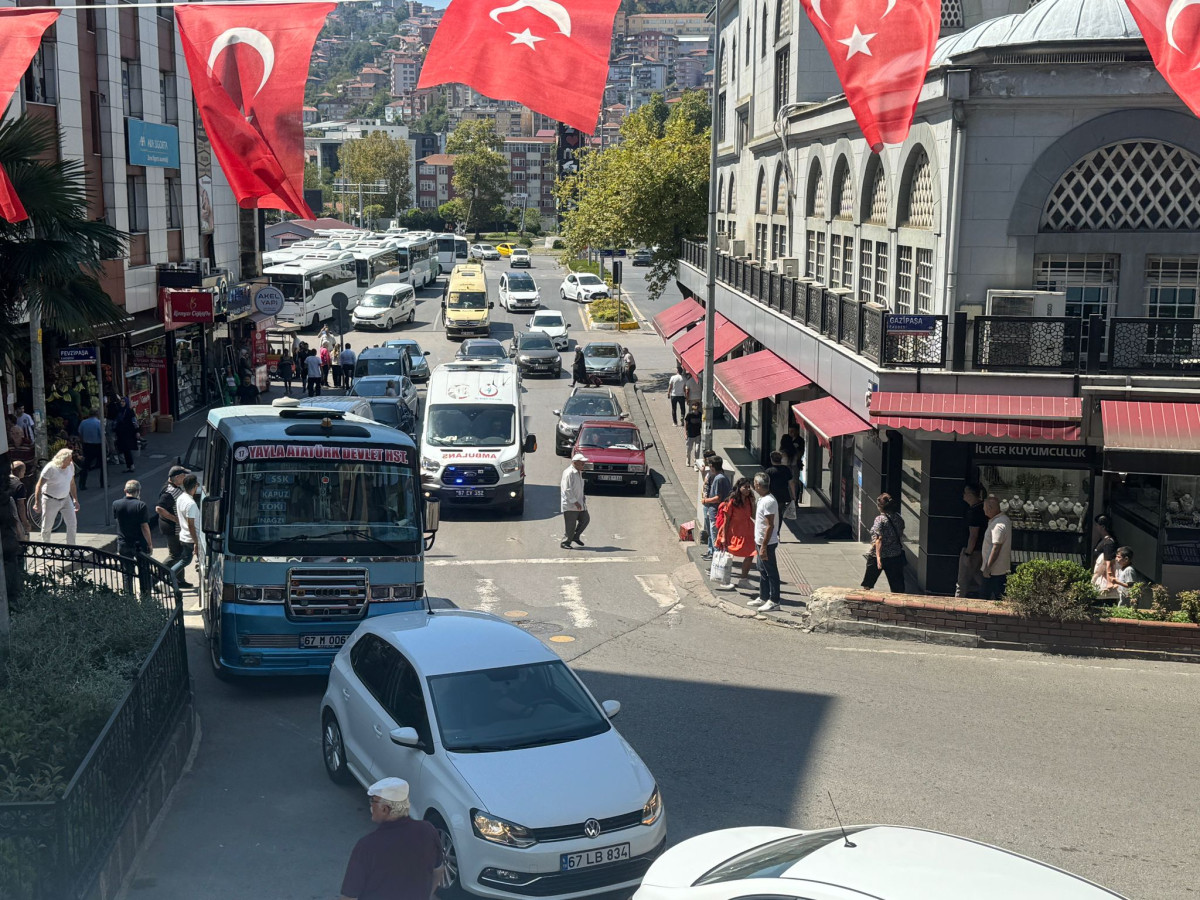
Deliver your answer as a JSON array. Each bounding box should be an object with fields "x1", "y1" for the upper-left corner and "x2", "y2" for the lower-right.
[
  {"x1": 454, "y1": 489, "x2": 486, "y2": 498},
  {"x1": 301, "y1": 634, "x2": 348, "y2": 650},
  {"x1": 560, "y1": 843, "x2": 630, "y2": 871}
]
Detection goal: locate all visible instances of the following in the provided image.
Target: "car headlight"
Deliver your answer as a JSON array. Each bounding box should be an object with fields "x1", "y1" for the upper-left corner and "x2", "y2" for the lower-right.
[
  {"x1": 472, "y1": 809, "x2": 536, "y2": 848},
  {"x1": 629, "y1": 464, "x2": 646, "y2": 473},
  {"x1": 558, "y1": 422, "x2": 576, "y2": 435},
  {"x1": 421, "y1": 456, "x2": 441, "y2": 472},
  {"x1": 518, "y1": 355, "x2": 531, "y2": 364},
  {"x1": 641, "y1": 786, "x2": 662, "y2": 825},
  {"x1": 499, "y1": 457, "x2": 520, "y2": 474}
]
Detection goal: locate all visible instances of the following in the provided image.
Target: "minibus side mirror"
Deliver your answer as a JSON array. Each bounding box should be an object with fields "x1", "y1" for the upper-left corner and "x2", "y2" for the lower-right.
[
  {"x1": 523, "y1": 434, "x2": 537, "y2": 454},
  {"x1": 201, "y1": 495, "x2": 223, "y2": 536}
]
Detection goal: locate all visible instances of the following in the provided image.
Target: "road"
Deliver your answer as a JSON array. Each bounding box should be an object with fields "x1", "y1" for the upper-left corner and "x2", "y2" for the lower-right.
[{"x1": 123, "y1": 250, "x2": 1200, "y2": 900}]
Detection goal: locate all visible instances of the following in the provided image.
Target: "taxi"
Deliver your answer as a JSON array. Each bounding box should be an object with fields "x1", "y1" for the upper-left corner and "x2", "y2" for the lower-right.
[{"x1": 496, "y1": 243, "x2": 517, "y2": 257}]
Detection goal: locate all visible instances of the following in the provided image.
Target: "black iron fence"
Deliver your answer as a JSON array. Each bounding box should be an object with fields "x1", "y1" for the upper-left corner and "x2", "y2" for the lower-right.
[{"x1": 0, "y1": 543, "x2": 190, "y2": 900}]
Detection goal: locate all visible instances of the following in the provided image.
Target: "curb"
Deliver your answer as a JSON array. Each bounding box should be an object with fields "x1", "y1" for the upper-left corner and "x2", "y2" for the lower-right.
[{"x1": 624, "y1": 382, "x2": 693, "y2": 536}]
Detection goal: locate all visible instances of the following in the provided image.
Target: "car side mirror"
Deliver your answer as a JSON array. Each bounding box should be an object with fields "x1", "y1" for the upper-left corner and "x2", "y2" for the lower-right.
[
  {"x1": 488, "y1": 302, "x2": 494, "y2": 309},
  {"x1": 509, "y1": 346, "x2": 517, "y2": 357},
  {"x1": 553, "y1": 409, "x2": 561, "y2": 416},
  {"x1": 602, "y1": 700, "x2": 621, "y2": 719},
  {"x1": 423, "y1": 350, "x2": 430, "y2": 356},
  {"x1": 523, "y1": 434, "x2": 537, "y2": 454},
  {"x1": 643, "y1": 441, "x2": 654, "y2": 450},
  {"x1": 619, "y1": 412, "x2": 628, "y2": 420},
  {"x1": 390, "y1": 726, "x2": 423, "y2": 748},
  {"x1": 565, "y1": 324, "x2": 571, "y2": 329}
]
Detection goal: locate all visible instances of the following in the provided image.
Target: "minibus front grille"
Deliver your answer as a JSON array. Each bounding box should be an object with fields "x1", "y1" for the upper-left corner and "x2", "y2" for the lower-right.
[
  {"x1": 286, "y1": 567, "x2": 369, "y2": 618},
  {"x1": 441, "y1": 465, "x2": 500, "y2": 486}
]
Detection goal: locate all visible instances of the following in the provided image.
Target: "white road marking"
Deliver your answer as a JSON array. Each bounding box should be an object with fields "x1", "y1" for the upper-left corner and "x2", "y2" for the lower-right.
[
  {"x1": 428, "y1": 555, "x2": 660, "y2": 567},
  {"x1": 557, "y1": 576, "x2": 594, "y2": 629},
  {"x1": 824, "y1": 646, "x2": 1199, "y2": 676},
  {"x1": 635, "y1": 574, "x2": 677, "y2": 609},
  {"x1": 475, "y1": 578, "x2": 498, "y2": 614}
]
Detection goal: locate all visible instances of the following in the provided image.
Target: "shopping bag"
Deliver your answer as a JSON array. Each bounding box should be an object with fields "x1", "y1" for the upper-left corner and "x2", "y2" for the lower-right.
[
  {"x1": 709, "y1": 550, "x2": 732, "y2": 583},
  {"x1": 784, "y1": 501, "x2": 797, "y2": 521},
  {"x1": 678, "y1": 520, "x2": 694, "y2": 542}
]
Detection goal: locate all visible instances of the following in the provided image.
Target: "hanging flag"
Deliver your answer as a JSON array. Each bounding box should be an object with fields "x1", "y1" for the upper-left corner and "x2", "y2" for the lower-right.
[
  {"x1": 1124, "y1": 0, "x2": 1200, "y2": 117},
  {"x1": 798, "y1": 0, "x2": 941, "y2": 152},
  {"x1": 417, "y1": 0, "x2": 620, "y2": 134},
  {"x1": 175, "y1": 3, "x2": 334, "y2": 218},
  {"x1": 0, "y1": 10, "x2": 61, "y2": 223}
]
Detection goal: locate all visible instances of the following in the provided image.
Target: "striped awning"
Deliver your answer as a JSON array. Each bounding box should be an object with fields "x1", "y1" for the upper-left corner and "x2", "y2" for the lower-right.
[{"x1": 869, "y1": 392, "x2": 1083, "y2": 442}]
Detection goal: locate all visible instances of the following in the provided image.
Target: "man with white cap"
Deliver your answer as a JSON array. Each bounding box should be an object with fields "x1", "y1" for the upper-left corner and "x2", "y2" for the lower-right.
[
  {"x1": 560, "y1": 453, "x2": 589, "y2": 549},
  {"x1": 340, "y1": 777, "x2": 444, "y2": 900}
]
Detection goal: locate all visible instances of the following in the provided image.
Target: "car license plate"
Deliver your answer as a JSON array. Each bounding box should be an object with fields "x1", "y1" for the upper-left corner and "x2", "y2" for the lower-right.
[
  {"x1": 560, "y1": 843, "x2": 630, "y2": 871},
  {"x1": 454, "y1": 488, "x2": 486, "y2": 498},
  {"x1": 301, "y1": 634, "x2": 347, "y2": 650},
  {"x1": 598, "y1": 474, "x2": 624, "y2": 482}
]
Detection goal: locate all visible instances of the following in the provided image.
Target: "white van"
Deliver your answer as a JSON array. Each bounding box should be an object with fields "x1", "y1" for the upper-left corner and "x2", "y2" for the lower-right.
[{"x1": 420, "y1": 361, "x2": 536, "y2": 516}]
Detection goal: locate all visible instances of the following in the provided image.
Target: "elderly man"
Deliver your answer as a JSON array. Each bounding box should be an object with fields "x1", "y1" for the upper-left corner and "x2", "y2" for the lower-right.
[
  {"x1": 340, "y1": 777, "x2": 444, "y2": 900},
  {"x1": 560, "y1": 452, "x2": 589, "y2": 549},
  {"x1": 980, "y1": 496, "x2": 1014, "y2": 602}
]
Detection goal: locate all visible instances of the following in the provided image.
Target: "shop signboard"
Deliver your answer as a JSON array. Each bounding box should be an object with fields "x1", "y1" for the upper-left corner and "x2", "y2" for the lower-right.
[
  {"x1": 227, "y1": 284, "x2": 253, "y2": 320},
  {"x1": 255, "y1": 285, "x2": 285, "y2": 316},
  {"x1": 971, "y1": 443, "x2": 1095, "y2": 465},
  {"x1": 252, "y1": 326, "x2": 270, "y2": 367},
  {"x1": 126, "y1": 118, "x2": 180, "y2": 168},
  {"x1": 59, "y1": 347, "x2": 98, "y2": 366},
  {"x1": 885, "y1": 314, "x2": 938, "y2": 336},
  {"x1": 129, "y1": 389, "x2": 153, "y2": 421},
  {"x1": 160, "y1": 289, "x2": 215, "y2": 332}
]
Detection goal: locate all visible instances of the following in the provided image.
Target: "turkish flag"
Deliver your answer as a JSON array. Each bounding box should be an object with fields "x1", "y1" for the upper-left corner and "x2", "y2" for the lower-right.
[
  {"x1": 0, "y1": 10, "x2": 60, "y2": 222},
  {"x1": 1125, "y1": 0, "x2": 1200, "y2": 117},
  {"x1": 175, "y1": 3, "x2": 334, "y2": 218},
  {"x1": 418, "y1": 0, "x2": 620, "y2": 134},
  {"x1": 798, "y1": 0, "x2": 941, "y2": 152}
]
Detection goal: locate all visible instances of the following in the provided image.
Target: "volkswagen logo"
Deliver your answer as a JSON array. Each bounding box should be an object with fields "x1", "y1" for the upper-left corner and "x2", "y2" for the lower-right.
[{"x1": 583, "y1": 818, "x2": 601, "y2": 839}]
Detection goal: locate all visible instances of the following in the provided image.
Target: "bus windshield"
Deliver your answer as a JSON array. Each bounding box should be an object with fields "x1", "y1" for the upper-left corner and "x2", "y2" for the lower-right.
[
  {"x1": 426, "y1": 404, "x2": 515, "y2": 447},
  {"x1": 396, "y1": 249, "x2": 411, "y2": 273},
  {"x1": 448, "y1": 291, "x2": 487, "y2": 309},
  {"x1": 230, "y1": 460, "x2": 420, "y2": 551},
  {"x1": 272, "y1": 275, "x2": 304, "y2": 302}
]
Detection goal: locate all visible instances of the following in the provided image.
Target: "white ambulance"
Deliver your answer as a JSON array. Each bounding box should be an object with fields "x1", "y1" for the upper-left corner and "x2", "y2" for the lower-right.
[{"x1": 419, "y1": 360, "x2": 536, "y2": 516}]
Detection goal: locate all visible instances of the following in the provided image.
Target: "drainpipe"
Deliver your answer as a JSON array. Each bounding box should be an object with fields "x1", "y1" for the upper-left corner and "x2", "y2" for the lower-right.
[{"x1": 944, "y1": 69, "x2": 970, "y2": 372}]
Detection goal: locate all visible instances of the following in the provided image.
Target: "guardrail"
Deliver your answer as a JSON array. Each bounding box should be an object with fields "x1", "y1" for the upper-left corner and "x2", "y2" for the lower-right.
[{"x1": 0, "y1": 542, "x2": 189, "y2": 900}]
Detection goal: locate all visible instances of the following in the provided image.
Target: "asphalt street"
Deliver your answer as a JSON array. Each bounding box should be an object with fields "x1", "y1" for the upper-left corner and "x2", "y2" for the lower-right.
[{"x1": 122, "y1": 251, "x2": 1200, "y2": 900}]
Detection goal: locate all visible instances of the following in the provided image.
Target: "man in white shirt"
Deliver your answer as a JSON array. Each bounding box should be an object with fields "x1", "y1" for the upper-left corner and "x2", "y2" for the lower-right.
[
  {"x1": 980, "y1": 497, "x2": 1013, "y2": 601},
  {"x1": 339, "y1": 343, "x2": 357, "y2": 389},
  {"x1": 33, "y1": 448, "x2": 79, "y2": 544},
  {"x1": 172, "y1": 474, "x2": 202, "y2": 588},
  {"x1": 750, "y1": 471, "x2": 781, "y2": 612},
  {"x1": 304, "y1": 351, "x2": 324, "y2": 397},
  {"x1": 667, "y1": 367, "x2": 688, "y2": 425},
  {"x1": 560, "y1": 453, "x2": 589, "y2": 549}
]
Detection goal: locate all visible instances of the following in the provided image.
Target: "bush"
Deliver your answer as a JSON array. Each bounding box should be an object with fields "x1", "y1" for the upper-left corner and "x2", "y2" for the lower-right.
[
  {"x1": 588, "y1": 298, "x2": 636, "y2": 324},
  {"x1": 1100, "y1": 605, "x2": 1191, "y2": 624},
  {"x1": 551, "y1": 238, "x2": 565, "y2": 250},
  {"x1": 1005, "y1": 559, "x2": 1097, "y2": 622},
  {"x1": 0, "y1": 576, "x2": 170, "y2": 802},
  {"x1": 1177, "y1": 590, "x2": 1200, "y2": 624}
]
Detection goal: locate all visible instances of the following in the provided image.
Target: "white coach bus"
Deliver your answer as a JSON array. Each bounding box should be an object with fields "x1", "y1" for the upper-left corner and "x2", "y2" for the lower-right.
[{"x1": 267, "y1": 251, "x2": 362, "y2": 327}]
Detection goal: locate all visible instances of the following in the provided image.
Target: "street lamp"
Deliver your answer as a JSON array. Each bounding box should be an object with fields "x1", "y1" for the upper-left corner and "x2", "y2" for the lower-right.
[{"x1": 698, "y1": 0, "x2": 723, "y2": 519}]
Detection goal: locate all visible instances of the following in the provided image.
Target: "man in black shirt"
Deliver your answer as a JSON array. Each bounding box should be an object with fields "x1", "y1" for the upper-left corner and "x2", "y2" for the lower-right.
[
  {"x1": 113, "y1": 479, "x2": 153, "y2": 596},
  {"x1": 156, "y1": 466, "x2": 188, "y2": 582},
  {"x1": 955, "y1": 482, "x2": 988, "y2": 598},
  {"x1": 236, "y1": 376, "x2": 260, "y2": 405},
  {"x1": 683, "y1": 401, "x2": 703, "y2": 467},
  {"x1": 764, "y1": 451, "x2": 794, "y2": 520}
]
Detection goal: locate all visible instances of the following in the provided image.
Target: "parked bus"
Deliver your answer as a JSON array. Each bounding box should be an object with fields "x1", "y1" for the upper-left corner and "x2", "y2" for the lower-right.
[
  {"x1": 435, "y1": 233, "x2": 470, "y2": 273},
  {"x1": 267, "y1": 251, "x2": 362, "y2": 327},
  {"x1": 352, "y1": 234, "x2": 439, "y2": 290},
  {"x1": 190, "y1": 400, "x2": 439, "y2": 680}
]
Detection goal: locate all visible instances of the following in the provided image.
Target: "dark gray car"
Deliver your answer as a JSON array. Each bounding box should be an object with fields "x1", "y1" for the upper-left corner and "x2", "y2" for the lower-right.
[
  {"x1": 554, "y1": 386, "x2": 624, "y2": 455},
  {"x1": 509, "y1": 332, "x2": 562, "y2": 377},
  {"x1": 582, "y1": 342, "x2": 626, "y2": 383},
  {"x1": 384, "y1": 338, "x2": 431, "y2": 383}
]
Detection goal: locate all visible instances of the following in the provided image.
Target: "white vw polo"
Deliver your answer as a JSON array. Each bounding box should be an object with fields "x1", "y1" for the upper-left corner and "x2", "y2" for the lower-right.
[{"x1": 321, "y1": 610, "x2": 666, "y2": 900}]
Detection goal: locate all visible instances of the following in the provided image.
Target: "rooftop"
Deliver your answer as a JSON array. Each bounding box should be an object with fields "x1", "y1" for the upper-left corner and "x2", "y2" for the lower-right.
[{"x1": 418, "y1": 153, "x2": 459, "y2": 166}]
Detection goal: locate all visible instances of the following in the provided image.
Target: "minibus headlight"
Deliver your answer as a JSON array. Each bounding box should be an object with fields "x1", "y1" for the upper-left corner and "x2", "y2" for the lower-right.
[
  {"x1": 421, "y1": 456, "x2": 441, "y2": 472},
  {"x1": 499, "y1": 458, "x2": 520, "y2": 474}
]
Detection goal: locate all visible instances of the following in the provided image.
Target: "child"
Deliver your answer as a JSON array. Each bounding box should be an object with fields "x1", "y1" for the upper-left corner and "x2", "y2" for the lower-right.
[{"x1": 1113, "y1": 546, "x2": 1136, "y2": 607}]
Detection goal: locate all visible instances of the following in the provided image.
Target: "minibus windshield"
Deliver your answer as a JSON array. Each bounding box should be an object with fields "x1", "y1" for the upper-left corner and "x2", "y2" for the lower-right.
[
  {"x1": 425, "y1": 404, "x2": 515, "y2": 447},
  {"x1": 448, "y1": 291, "x2": 487, "y2": 310}
]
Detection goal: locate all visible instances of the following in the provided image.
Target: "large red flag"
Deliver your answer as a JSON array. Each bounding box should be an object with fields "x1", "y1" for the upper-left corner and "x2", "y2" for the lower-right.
[
  {"x1": 0, "y1": 10, "x2": 60, "y2": 223},
  {"x1": 1124, "y1": 0, "x2": 1200, "y2": 117},
  {"x1": 175, "y1": 3, "x2": 333, "y2": 218},
  {"x1": 418, "y1": 0, "x2": 620, "y2": 134},
  {"x1": 798, "y1": 0, "x2": 941, "y2": 152}
]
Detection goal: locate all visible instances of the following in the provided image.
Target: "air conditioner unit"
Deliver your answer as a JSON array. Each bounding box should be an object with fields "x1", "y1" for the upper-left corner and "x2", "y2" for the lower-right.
[
  {"x1": 778, "y1": 257, "x2": 799, "y2": 277},
  {"x1": 985, "y1": 289, "x2": 1066, "y2": 317},
  {"x1": 199, "y1": 259, "x2": 212, "y2": 276},
  {"x1": 729, "y1": 239, "x2": 746, "y2": 257}
]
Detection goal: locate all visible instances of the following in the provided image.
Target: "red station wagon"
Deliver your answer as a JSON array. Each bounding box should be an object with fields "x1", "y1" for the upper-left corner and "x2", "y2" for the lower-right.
[{"x1": 571, "y1": 420, "x2": 653, "y2": 494}]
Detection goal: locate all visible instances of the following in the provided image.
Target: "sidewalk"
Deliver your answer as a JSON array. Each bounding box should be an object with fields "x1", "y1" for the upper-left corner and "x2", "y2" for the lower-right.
[{"x1": 625, "y1": 373, "x2": 878, "y2": 619}]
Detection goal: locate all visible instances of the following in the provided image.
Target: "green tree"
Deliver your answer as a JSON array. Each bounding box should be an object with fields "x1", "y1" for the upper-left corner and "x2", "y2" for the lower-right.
[
  {"x1": 556, "y1": 89, "x2": 710, "y2": 299},
  {"x1": 438, "y1": 200, "x2": 466, "y2": 229},
  {"x1": 413, "y1": 93, "x2": 450, "y2": 134},
  {"x1": 0, "y1": 117, "x2": 126, "y2": 663},
  {"x1": 446, "y1": 120, "x2": 509, "y2": 238},
  {"x1": 337, "y1": 131, "x2": 413, "y2": 218}
]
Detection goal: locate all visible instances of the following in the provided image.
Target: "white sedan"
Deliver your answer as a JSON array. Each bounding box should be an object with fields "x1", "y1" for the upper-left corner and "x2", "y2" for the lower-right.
[
  {"x1": 527, "y1": 309, "x2": 571, "y2": 350},
  {"x1": 471, "y1": 243, "x2": 501, "y2": 260},
  {"x1": 560, "y1": 273, "x2": 610, "y2": 303},
  {"x1": 635, "y1": 825, "x2": 1129, "y2": 900},
  {"x1": 321, "y1": 610, "x2": 666, "y2": 900}
]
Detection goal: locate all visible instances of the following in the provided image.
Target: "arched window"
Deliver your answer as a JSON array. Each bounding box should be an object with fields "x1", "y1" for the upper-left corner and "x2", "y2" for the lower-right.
[
  {"x1": 831, "y1": 157, "x2": 855, "y2": 221},
  {"x1": 1040, "y1": 140, "x2": 1200, "y2": 232},
  {"x1": 864, "y1": 159, "x2": 888, "y2": 225},
  {"x1": 719, "y1": 39, "x2": 727, "y2": 84},
  {"x1": 731, "y1": 36, "x2": 736, "y2": 78},
  {"x1": 941, "y1": 0, "x2": 964, "y2": 28},
  {"x1": 728, "y1": 174, "x2": 737, "y2": 214},
  {"x1": 806, "y1": 161, "x2": 825, "y2": 218},
  {"x1": 804, "y1": 160, "x2": 826, "y2": 280},
  {"x1": 756, "y1": 167, "x2": 768, "y2": 214},
  {"x1": 717, "y1": 174, "x2": 725, "y2": 212},
  {"x1": 745, "y1": 18, "x2": 751, "y2": 65},
  {"x1": 761, "y1": 3, "x2": 768, "y2": 56},
  {"x1": 773, "y1": 165, "x2": 788, "y2": 215},
  {"x1": 898, "y1": 147, "x2": 935, "y2": 229}
]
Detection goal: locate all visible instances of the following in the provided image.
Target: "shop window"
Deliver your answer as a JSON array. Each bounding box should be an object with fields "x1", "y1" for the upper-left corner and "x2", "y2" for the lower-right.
[
  {"x1": 915, "y1": 247, "x2": 933, "y2": 313},
  {"x1": 24, "y1": 40, "x2": 57, "y2": 105},
  {"x1": 166, "y1": 176, "x2": 183, "y2": 229},
  {"x1": 899, "y1": 439, "x2": 922, "y2": 557},
  {"x1": 976, "y1": 463, "x2": 1090, "y2": 564},
  {"x1": 122, "y1": 59, "x2": 143, "y2": 118},
  {"x1": 160, "y1": 71, "x2": 178, "y2": 124},
  {"x1": 895, "y1": 245, "x2": 914, "y2": 314},
  {"x1": 1035, "y1": 253, "x2": 1118, "y2": 359},
  {"x1": 126, "y1": 175, "x2": 148, "y2": 233}
]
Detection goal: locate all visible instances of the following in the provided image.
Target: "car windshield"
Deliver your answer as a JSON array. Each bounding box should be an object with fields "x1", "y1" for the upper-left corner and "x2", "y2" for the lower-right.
[
  {"x1": 428, "y1": 661, "x2": 610, "y2": 753},
  {"x1": 459, "y1": 343, "x2": 506, "y2": 359},
  {"x1": 353, "y1": 379, "x2": 405, "y2": 397},
  {"x1": 361, "y1": 292, "x2": 399, "y2": 307},
  {"x1": 579, "y1": 426, "x2": 641, "y2": 451},
  {"x1": 585, "y1": 345, "x2": 619, "y2": 358},
  {"x1": 507, "y1": 275, "x2": 535, "y2": 291},
  {"x1": 578, "y1": 274, "x2": 604, "y2": 286},
  {"x1": 481, "y1": 245, "x2": 496, "y2": 251},
  {"x1": 693, "y1": 829, "x2": 867, "y2": 885},
  {"x1": 426, "y1": 404, "x2": 515, "y2": 447},
  {"x1": 448, "y1": 291, "x2": 488, "y2": 309},
  {"x1": 531, "y1": 314, "x2": 564, "y2": 328},
  {"x1": 229, "y1": 459, "x2": 420, "y2": 551},
  {"x1": 562, "y1": 395, "x2": 618, "y2": 417},
  {"x1": 517, "y1": 333, "x2": 554, "y2": 350}
]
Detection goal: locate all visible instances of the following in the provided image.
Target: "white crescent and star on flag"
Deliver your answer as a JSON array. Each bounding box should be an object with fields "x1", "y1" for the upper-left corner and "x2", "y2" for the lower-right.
[
  {"x1": 206, "y1": 27, "x2": 275, "y2": 122},
  {"x1": 1165, "y1": 0, "x2": 1200, "y2": 65},
  {"x1": 488, "y1": 0, "x2": 572, "y2": 50},
  {"x1": 811, "y1": 0, "x2": 899, "y2": 60}
]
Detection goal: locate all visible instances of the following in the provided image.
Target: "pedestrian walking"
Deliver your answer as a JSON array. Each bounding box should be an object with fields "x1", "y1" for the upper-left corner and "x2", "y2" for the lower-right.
[
  {"x1": 764, "y1": 451, "x2": 794, "y2": 521},
  {"x1": 683, "y1": 401, "x2": 703, "y2": 466},
  {"x1": 339, "y1": 777, "x2": 444, "y2": 900},
  {"x1": 340, "y1": 343, "x2": 357, "y2": 389},
  {"x1": 10, "y1": 460, "x2": 30, "y2": 539},
  {"x1": 714, "y1": 477, "x2": 757, "y2": 590},
  {"x1": 113, "y1": 479, "x2": 153, "y2": 595},
  {"x1": 277, "y1": 350, "x2": 295, "y2": 396},
  {"x1": 955, "y1": 482, "x2": 988, "y2": 598},
  {"x1": 1091, "y1": 514, "x2": 1119, "y2": 594},
  {"x1": 749, "y1": 471, "x2": 781, "y2": 611},
  {"x1": 319, "y1": 343, "x2": 333, "y2": 386},
  {"x1": 305, "y1": 350, "x2": 324, "y2": 397},
  {"x1": 113, "y1": 397, "x2": 139, "y2": 471},
  {"x1": 77, "y1": 408, "x2": 104, "y2": 490},
  {"x1": 667, "y1": 367, "x2": 687, "y2": 425},
  {"x1": 622, "y1": 348, "x2": 636, "y2": 382},
  {"x1": 560, "y1": 453, "x2": 589, "y2": 549},
  {"x1": 156, "y1": 466, "x2": 188, "y2": 582},
  {"x1": 861, "y1": 493, "x2": 906, "y2": 593},
  {"x1": 236, "y1": 376, "x2": 260, "y2": 405},
  {"x1": 980, "y1": 496, "x2": 1013, "y2": 601},
  {"x1": 570, "y1": 348, "x2": 587, "y2": 387},
  {"x1": 700, "y1": 456, "x2": 731, "y2": 560},
  {"x1": 171, "y1": 474, "x2": 201, "y2": 588},
  {"x1": 779, "y1": 425, "x2": 805, "y2": 503},
  {"x1": 14, "y1": 404, "x2": 34, "y2": 447},
  {"x1": 33, "y1": 448, "x2": 79, "y2": 544}
]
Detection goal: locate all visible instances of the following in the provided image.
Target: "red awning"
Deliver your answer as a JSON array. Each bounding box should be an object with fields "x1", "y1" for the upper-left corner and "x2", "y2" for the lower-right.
[
  {"x1": 869, "y1": 392, "x2": 1083, "y2": 442},
  {"x1": 791, "y1": 396, "x2": 872, "y2": 445},
  {"x1": 1101, "y1": 400, "x2": 1200, "y2": 475},
  {"x1": 652, "y1": 297, "x2": 704, "y2": 339},
  {"x1": 672, "y1": 314, "x2": 749, "y2": 379},
  {"x1": 713, "y1": 350, "x2": 811, "y2": 417}
]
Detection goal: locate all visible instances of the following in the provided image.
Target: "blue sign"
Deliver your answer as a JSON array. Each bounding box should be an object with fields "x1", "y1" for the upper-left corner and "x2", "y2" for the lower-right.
[
  {"x1": 127, "y1": 118, "x2": 179, "y2": 168},
  {"x1": 60, "y1": 347, "x2": 98, "y2": 366},
  {"x1": 227, "y1": 284, "x2": 253, "y2": 320},
  {"x1": 886, "y1": 314, "x2": 938, "y2": 336}
]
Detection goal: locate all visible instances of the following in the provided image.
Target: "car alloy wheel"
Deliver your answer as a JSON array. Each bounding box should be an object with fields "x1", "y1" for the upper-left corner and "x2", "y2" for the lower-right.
[
  {"x1": 408, "y1": 308, "x2": 416, "y2": 323},
  {"x1": 430, "y1": 814, "x2": 460, "y2": 892},
  {"x1": 322, "y1": 712, "x2": 354, "y2": 785},
  {"x1": 385, "y1": 318, "x2": 394, "y2": 330}
]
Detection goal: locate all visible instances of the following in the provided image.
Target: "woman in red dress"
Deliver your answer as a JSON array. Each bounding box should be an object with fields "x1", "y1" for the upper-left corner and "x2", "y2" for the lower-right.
[{"x1": 715, "y1": 477, "x2": 757, "y2": 590}]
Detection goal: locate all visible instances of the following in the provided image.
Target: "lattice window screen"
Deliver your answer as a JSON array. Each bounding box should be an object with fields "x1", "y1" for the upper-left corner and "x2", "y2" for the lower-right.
[
  {"x1": 867, "y1": 165, "x2": 888, "y2": 224},
  {"x1": 808, "y1": 166, "x2": 825, "y2": 218},
  {"x1": 1040, "y1": 141, "x2": 1200, "y2": 232},
  {"x1": 833, "y1": 163, "x2": 854, "y2": 220},
  {"x1": 729, "y1": 176, "x2": 737, "y2": 213},
  {"x1": 717, "y1": 175, "x2": 725, "y2": 212},
  {"x1": 941, "y1": 0, "x2": 964, "y2": 28},
  {"x1": 901, "y1": 150, "x2": 935, "y2": 229},
  {"x1": 774, "y1": 168, "x2": 788, "y2": 215},
  {"x1": 756, "y1": 169, "x2": 768, "y2": 214}
]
